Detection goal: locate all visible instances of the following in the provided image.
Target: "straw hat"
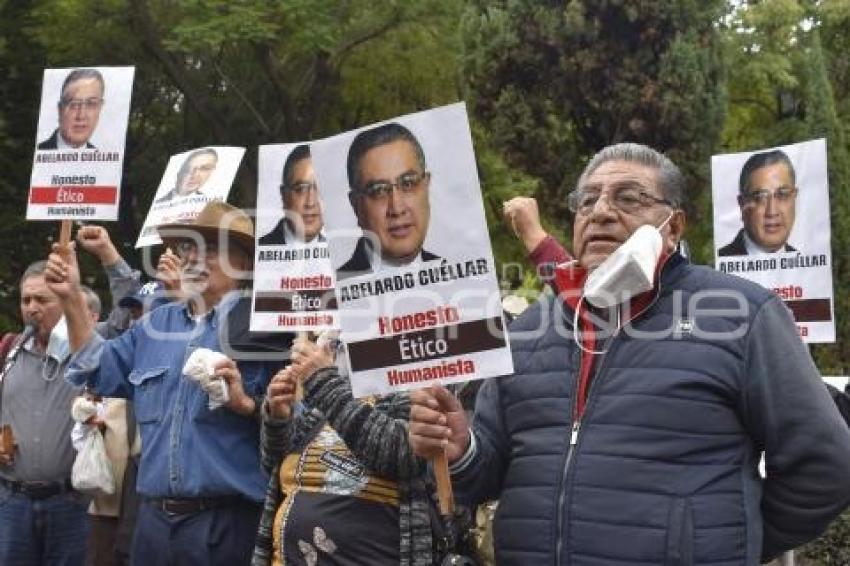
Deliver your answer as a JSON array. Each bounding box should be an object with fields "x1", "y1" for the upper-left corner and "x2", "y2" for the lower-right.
[{"x1": 157, "y1": 201, "x2": 254, "y2": 254}]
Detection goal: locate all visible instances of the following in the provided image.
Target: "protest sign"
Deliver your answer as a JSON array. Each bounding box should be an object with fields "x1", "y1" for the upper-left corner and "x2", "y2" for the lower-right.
[
  {"x1": 312, "y1": 102, "x2": 513, "y2": 397},
  {"x1": 713, "y1": 138, "x2": 834, "y2": 342},
  {"x1": 136, "y1": 146, "x2": 245, "y2": 248},
  {"x1": 251, "y1": 143, "x2": 338, "y2": 332},
  {"x1": 28, "y1": 66, "x2": 135, "y2": 221}
]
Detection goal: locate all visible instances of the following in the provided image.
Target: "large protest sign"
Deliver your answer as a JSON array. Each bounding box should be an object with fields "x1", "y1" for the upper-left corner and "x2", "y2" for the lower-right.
[
  {"x1": 27, "y1": 66, "x2": 135, "y2": 221},
  {"x1": 713, "y1": 138, "x2": 834, "y2": 342},
  {"x1": 251, "y1": 143, "x2": 338, "y2": 332},
  {"x1": 136, "y1": 146, "x2": 245, "y2": 247},
  {"x1": 312, "y1": 102, "x2": 513, "y2": 397}
]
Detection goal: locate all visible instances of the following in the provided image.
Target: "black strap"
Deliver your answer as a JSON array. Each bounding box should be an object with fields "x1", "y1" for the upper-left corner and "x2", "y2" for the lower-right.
[{"x1": 125, "y1": 400, "x2": 136, "y2": 449}]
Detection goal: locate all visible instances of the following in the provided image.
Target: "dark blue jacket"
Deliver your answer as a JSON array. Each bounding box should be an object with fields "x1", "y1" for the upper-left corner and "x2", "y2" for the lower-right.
[{"x1": 452, "y1": 254, "x2": 850, "y2": 565}]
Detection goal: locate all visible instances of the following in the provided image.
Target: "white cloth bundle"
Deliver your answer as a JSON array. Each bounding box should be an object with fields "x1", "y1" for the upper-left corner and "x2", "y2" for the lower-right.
[
  {"x1": 71, "y1": 396, "x2": 100, "y2": 423},
  {"x1": 183, "y1": 348, "x2": 230, "y2": 410}
]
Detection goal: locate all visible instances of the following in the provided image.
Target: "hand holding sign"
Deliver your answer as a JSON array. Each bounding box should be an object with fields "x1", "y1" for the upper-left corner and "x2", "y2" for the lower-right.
[
  {"x1": 45, "y1": 241, "x2": 81, "y2": 300},
  {"x1": 409, "y1": 385, "x2": 470, "y2": 514},
  {"x1": 156, "y1": 247, "x2": 182, "y2": 293},
  {"x1": 266, "y1": 368, "x2": 297, "y2": 420},
  {"x1": 290, "y1": 337, "x2": 335, "y2": 384},
  {"x1": 409, "y1": 386, "x2": 470, "y2": 463}
]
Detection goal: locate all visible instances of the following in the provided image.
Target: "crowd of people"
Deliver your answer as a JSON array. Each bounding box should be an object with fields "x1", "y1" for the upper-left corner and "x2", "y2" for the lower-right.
[{"x1": 1, "y1": 142, "x2": 849, "y2": 566}]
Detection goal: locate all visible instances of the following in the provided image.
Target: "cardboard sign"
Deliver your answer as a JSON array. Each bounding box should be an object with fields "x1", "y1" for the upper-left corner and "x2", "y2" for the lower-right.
[
  {"x1": 136, "y1": 146, "x2": 245, "y2": 248},
  {"x1": 28, "y1": 66, "x2": 135, "y2": 221},
  {"x1": 312, "y1": 102, "x2": 513, "y2": 397},
  {"x1": 712, "y1": 138, "x2": 835, "y2": 343},
  {"x1": 251, "y1": 143, "x2": 338, "y2": 332}
]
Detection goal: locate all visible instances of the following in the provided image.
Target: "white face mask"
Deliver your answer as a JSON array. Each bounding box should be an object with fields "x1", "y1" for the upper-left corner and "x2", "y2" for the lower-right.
[
  {"x1": 46, "y1": 315, "x2": 71, "y2": 363},
  {"x1": 583, "y1": 213, "x2": 673, "y2": 309}
]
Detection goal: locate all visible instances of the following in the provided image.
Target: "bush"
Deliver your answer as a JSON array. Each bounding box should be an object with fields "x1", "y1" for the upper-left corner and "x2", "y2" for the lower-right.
[{"x1": 797, "y1": 510, "x2": 850, "y2": 565}]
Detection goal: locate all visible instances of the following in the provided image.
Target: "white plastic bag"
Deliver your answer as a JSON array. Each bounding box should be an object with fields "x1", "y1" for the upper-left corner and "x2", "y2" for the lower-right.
[{"x1": 71, "y1": 428, "x2": 115, "y2": 495}]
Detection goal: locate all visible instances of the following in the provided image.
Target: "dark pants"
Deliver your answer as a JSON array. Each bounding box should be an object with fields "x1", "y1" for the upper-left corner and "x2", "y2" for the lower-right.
[
  {"x1": 131, "y1": 500, "x2": 262, "y2": 566},
  {"x1": 85, "y1": 516, "x2": 126, "y2": 566},
  {"x1": 0, "y1": 484, "x2": 90, "y2": 566}
]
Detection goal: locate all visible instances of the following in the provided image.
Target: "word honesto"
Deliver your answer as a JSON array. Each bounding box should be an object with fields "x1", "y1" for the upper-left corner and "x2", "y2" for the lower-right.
[
  {"x1": 377, "y1": 306, "x2": 458, "y2": 336},
  {"x1": 772, "y1": 285, "x2": 803, "y2": 300}
]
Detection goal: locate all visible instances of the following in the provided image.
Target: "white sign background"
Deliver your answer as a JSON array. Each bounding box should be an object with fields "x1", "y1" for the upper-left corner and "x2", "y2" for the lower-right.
[
  {"x1": 712, "y1": 138, "x2": 834, "y2": 343},
  {"x1": 251, "y1": 143, "x2": 338, "y2": 332},
  {"x1": 28, "y1": 66, "x2": 135, "y2": 221},
  {"x1": 136, "y1": 146, "x2": 245, "y2": 248},
  {"x1": 311, "y1": 102, "x2": 513, "y2": 397}
]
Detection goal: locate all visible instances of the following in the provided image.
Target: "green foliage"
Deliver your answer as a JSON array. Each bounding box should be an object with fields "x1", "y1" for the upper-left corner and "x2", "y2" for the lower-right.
[
  {"x1": 0, "y1": 0, "x2": 466, "y2": 329},
  {"x1": 462, "y1": 0, "x2": 727, "y2": 266},
  {"x1": 799, "y1": 510, "x2": 850, "y2": 564},
  {"x1": 805, "y1": 31, "x2": 850, "y2": 379}
]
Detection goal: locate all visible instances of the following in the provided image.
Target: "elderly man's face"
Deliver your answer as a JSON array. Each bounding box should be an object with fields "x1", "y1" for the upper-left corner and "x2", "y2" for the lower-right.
[
  {"x1": 739, "y1": 163, "x2": 796, "y2": 252},
  {"x1": 353, "y1": 140, "x2": 430, "y2": 262},
  {"x1": 282, "y1": 158, "x2": 323, "y2": 241},
  {"x1": 177, "y1": 154, "x2": 217, "y2": 196},
  {"x1": 573, "y1": 160, "x2": 681, "y2": 271},
  {"x1": 20, "y1": 275, "x2": 63, "y2": 346},
  {"x1": 58, "y1": 78, "x2": 104, "y2": 148},
  {"x1": 174, "y1": 237, "x2": 246, "y2": 309}
]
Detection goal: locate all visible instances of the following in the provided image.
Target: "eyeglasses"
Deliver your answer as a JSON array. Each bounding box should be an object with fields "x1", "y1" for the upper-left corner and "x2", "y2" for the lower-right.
[
  {"x1": 568, "y1": 186, "x2": 673, "y2": 215},
  {"x1": 740, "y1": 186, "x2": 797, "y2": 206},
  {"x1": 173, "y1": 240, "x2": 220, "y2": 260},
  {"x1": 60, "y1": 97, "x2": 103, "y2": 112},
  {"x1": 281, "y1": 181, "x2": 318, "y2": 195},
  {"x1": 357, "y1": 171, "x2": 430, "y2": 201}
]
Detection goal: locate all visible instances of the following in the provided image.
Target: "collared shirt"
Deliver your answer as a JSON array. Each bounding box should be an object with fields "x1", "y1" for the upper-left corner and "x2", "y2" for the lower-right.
[
  {"x1": 56, "y1": 131, "x2": 82, "y2": 150},
  {"x1": 0, "y1": 344, "x2": 78, "y2": 482},
  {"x1": 282, "y1": 222, "x2": 325, "y2": 246},
  {"x1": 743, "y1": 230, "x2": 791, "y2": 254},
  {"x1": 0, "y1": 258, "x2": 139, "y2": 484},
  {"x1": 67, "y1": 292, "x2": 279, "y2": 501},
  {"x1": 368, "y1": 245, "x2": 426, "y2": 271}
]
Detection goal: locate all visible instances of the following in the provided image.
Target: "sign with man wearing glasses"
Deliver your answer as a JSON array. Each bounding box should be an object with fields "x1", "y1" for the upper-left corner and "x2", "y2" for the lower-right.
[
  {"x1": 712, "y1": 138, "x2": 834, "y2": 342},
  {"x1": 136, "y1": 146, "x2": 245, "y2": 248},
  {"x1": 311, "y1": 103, "x2": 512, "y2": 397},
  {"x1": 27, "y1": 66, "x2": 135, "y2": 220},
  {"x1": 251, "y1": 142, "x2": 338, "y2": 332}
]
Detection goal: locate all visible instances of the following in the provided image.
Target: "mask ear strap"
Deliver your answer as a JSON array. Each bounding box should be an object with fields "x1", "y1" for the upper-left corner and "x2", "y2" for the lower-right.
[
  {"x1": 657, "y1": 210, "x2": 675, "y2": 232},
  {"x1": 572, "y1": 295, "x2": 609, "y2": 356}
]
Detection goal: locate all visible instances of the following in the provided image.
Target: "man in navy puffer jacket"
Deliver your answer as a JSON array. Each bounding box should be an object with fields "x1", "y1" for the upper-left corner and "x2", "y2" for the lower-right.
[{"x1": 410, "y1": 143, "x2": 850, "y2": 565}]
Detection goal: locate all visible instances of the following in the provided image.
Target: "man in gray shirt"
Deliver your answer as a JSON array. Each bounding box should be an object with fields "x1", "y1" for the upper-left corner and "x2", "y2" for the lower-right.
[
  {"x1": 0, "y1": 260, "x2": 91, "y2": 565},
  {"x1": 0, "y1": 229, "x2": 140, "y2": 566}
]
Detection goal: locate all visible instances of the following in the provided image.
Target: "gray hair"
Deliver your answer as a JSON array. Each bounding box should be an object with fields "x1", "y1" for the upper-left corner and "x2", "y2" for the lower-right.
[
  {"x1": 80, "y1": 285, "x2": 102, "y2": 319},
  {"x1": 20, "y1": 260, "x2": 47, "y2": 288},
  {"x1": 347, "y1": 122, "x2": 427, "y2": 192},
  {"x1": 577, "y1": 143, "x2": 685, "y2": 207},
  {"x1": 59, "y1": 68, "x2": 105, "y2": 104}
]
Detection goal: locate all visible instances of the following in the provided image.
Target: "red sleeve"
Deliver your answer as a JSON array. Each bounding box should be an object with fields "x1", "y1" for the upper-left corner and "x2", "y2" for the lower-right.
[{"x1": 528, "y1": 235, "x2": 572, "y2": 291}]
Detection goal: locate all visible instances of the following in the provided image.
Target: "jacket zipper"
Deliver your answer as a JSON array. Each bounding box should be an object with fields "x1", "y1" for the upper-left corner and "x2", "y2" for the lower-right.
[{"x1": 554, "y1": 283, "x2": 665, "y2": 565}]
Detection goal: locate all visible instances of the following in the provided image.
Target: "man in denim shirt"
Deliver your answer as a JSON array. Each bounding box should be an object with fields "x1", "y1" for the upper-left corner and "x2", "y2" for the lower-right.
[{"x1": 46, "y1": 202, "x2": 283, "y2": 566}]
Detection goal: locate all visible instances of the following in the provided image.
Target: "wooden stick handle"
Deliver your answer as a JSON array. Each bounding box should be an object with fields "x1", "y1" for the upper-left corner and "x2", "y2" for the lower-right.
[
  {"x1": 59, "y1": 220, "x2": 72, "y2": 246},
  {"x1": 433, "y1": 449, "x2": 454, "y2": 516},
  {"x1": 58, "y1": 220, "x2": 73, "y2": 260}
]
